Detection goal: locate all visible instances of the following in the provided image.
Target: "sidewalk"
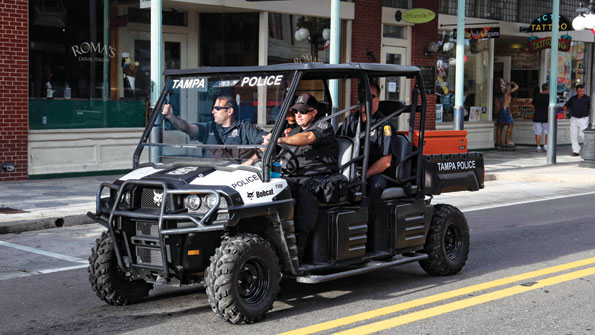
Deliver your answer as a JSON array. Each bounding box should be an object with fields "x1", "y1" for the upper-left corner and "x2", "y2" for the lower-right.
[{"x1": 1, "y1": 145, "x2": 593, "y2": 234}]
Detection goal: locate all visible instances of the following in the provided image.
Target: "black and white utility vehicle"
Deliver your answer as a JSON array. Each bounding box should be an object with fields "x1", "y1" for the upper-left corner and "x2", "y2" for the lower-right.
[{"x1": 87, "y1": 63, "x2": 484, "y2": 324}]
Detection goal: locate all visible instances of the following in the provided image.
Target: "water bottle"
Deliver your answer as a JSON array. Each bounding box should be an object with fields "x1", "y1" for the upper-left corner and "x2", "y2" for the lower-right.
[
  {"x1": 64, "y1": 83, "x2": 71, "y2": 99},
  {"x1": 270, "y1": 162, "x2": 281, "y2": 178}
]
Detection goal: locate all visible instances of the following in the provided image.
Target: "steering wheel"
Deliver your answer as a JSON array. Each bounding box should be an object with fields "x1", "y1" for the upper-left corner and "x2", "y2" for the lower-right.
[{"x1": 274, "y1": 143, "x2": 299, "y2": 175}]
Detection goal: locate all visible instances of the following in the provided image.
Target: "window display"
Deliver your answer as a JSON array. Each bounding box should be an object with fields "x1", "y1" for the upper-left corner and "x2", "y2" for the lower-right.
[{"x1": 436, "y1": 36, "x2": 490, "y2": 123}]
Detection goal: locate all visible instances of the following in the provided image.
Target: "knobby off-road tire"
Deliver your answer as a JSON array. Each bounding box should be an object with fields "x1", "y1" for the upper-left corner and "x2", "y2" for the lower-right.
[
  {"x1": 205, "y1": 233, "x2": 281, "y2": 324},
  {"x1": 420, "y1": 204, "x2": 470, "y2": 276},
  {"x1": 88, "y1": 231, "x2": 153, "y2": 305}
]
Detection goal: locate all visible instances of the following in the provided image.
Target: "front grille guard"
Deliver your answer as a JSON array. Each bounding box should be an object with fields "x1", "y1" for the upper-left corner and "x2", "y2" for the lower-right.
[{"x1": 96, "y1": 180, "x2": 225, "y2": 277}]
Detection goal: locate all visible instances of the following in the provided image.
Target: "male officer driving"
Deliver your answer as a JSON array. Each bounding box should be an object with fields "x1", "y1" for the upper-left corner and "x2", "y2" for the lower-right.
[{"x1": 268, "y1": 94, "x2": 339, "y2": 260}]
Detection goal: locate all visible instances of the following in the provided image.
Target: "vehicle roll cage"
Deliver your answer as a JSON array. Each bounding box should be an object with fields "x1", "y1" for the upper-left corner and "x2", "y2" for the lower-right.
[{"x1": 133, "y1": 63, "x2": 427, "y2": 199}]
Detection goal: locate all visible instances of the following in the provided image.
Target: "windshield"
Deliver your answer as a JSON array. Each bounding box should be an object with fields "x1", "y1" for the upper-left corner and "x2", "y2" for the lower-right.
[{"x1": 139, "y1": 71, "x2": 296, "y2": 169}]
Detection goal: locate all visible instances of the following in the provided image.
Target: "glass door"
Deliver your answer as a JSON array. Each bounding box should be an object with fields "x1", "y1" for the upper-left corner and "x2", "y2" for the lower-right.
[{"x1": 381, "y1": 46, "x2": 408, "y2": 130}]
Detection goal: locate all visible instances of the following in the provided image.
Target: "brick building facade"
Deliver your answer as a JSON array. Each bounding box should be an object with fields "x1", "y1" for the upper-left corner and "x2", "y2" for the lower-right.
[
  {"x1": 0, "y1": 0, "x2": 28, "y2": 181},
  {"x1": 351, "y1": 0, "x2": 437, "y2": 131}
]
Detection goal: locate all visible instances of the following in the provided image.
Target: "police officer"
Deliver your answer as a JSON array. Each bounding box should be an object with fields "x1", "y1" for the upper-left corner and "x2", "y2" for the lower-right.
[
  {"x1": 162, "y1": 95, "x2": 268, "y2": 160},
  {"x1": 337, "y1": 82, "x2": 396, "y2": 231},
  {"x1": 274, "y1": 94, "x2": 339, "y2": 260}
]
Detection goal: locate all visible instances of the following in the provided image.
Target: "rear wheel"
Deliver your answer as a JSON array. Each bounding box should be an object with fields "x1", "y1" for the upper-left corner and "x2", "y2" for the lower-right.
[
  {"x1": 205, "y1": 233, "x2": 280, "y2": 324},
  {"x1": 420, "y1": 204, "x2": 470, "y2": 276},
  {"x1": 88, "y1": 231, "x2": 153, "y2": 305}
]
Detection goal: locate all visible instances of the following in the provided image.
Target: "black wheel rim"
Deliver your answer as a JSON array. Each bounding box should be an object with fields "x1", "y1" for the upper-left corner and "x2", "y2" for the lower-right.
[
  {"x1": 444, "y1": 223, "x2": 463, "y2": 260},
  {"x1": 237, "y1": 257, "x2": 269, "y2": 304}
]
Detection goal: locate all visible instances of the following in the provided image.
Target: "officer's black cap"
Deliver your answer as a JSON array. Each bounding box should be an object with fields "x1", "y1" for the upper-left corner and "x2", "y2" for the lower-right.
[{"x1": 290, "y1": 94, "x2": 318, "y2": 112}]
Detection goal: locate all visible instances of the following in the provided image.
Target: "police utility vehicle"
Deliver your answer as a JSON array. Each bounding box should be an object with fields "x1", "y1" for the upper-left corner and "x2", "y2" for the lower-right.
[{"x1": 87, "y1": 63, "x2": 484, "y2": 324}]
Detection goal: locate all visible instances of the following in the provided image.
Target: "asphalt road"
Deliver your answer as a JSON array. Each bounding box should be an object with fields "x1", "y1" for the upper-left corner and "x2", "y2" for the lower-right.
[{"x1": 1, "y1": 180, "x2": 594, "y2": 335}]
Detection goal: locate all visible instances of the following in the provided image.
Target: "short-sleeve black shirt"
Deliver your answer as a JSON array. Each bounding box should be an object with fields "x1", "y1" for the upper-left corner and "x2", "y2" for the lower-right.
[
  {"x1": 191, "y1": 120, "x2": 268, "y2": 159},
  {"x1": 192, "y1": 120, "x2": 267, "y2": 145},
  {"x1": 531, "y1": 93, "x2": 549, "y2": 123},
  {"x1": 338, "y1": 111, "x2": 396, "y2": 176},
  {"x1": 287, "y1": 119, "x2": 338, "y2": 176},
  {"x1": 564, "y1": 94, "x2": 591, "y2": 118}
]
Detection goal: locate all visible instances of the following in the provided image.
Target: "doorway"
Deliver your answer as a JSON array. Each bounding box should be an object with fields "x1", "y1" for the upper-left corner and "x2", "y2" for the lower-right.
[{"x1": 381, "y1": 46, "x2": 408, "y2": 130}]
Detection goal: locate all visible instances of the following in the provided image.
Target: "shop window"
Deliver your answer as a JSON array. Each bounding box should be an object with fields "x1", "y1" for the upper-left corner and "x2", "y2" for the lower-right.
[
  {"x1": 127, "y1": 7, "x2": 187, "y2": 26},
  {"x1": 382, "y1": 0, "x2": 410, "y2": 9},
  {"x1": 383, "y1": 25, "x2": 405, "y2": 39},
  {"x1": 200, "y1": 13, "x2": 259, "y2": 67},
  {"x1": 29, "y1": 0, "x2": 147, "y2": 129},
  {"x1": 267, "y1": 14, "x2": 333, "y2": 65},
  {"x1": 545, "y1": 42, "x2": 587, "y2": 103},
  {"x1": 269, "y1": 13, "x2": 284, "y2": 40},
  {"x1": 436, "y1": 37, "x2": 490, "y2": 123},
  {"x1": 439, "y1": 0, "x2": 476, "y2": 17}
]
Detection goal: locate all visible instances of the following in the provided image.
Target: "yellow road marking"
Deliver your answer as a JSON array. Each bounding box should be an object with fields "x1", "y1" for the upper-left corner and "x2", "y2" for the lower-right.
[
  {"x1": 333, "y1": 266, "x2": 595, "y2": 335},
  {"x1": 278, "y1": 257, "x2": 595, "y2": 335}
]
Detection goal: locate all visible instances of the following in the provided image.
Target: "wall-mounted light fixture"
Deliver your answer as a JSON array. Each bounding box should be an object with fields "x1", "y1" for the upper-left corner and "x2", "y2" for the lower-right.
[
  {"x1": 294, "y1": 16, "x2": 331, "y2": 60},
  {"x1": 1, "y1": 162, "x2": 15, "y2": 173},
  {"x1": 425, "y1": 41, "x2": 440, "y2": 56},
  {"x1": 572, "y1": 0, "x2": 595, "y2": 30}
]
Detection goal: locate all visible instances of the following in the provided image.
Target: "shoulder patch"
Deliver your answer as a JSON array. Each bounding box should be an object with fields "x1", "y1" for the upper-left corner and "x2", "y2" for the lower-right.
[
  {"x1": 318, "y1": 121, "x2": 329, "y2": 130},
  {"x1": 384, "y1": 125, "x2": 392, "y2": 136}
]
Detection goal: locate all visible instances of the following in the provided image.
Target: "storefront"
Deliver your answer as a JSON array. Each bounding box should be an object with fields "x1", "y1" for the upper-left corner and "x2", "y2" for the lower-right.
[
  {"x1": 27, "y1": 0, "x2": 354, "y2": 176},
  {"x1": 436, "y1": 13, "x2": 595, "y2": 150},
  {"x1": 434, "y1": 26, "x2": 495, "y2": 149}
]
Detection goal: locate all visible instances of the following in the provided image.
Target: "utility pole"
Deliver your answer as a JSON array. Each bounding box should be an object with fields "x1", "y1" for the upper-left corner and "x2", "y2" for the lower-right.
[
  {"x1": 547, "y1": 0, "x2": 560, "y2": 164},
  {"x1": 149, "y1": 0, "x2": 163, "y2": 163},
  {"x1": 453, "y1": 0, "x2": 466, "y2": 130}
]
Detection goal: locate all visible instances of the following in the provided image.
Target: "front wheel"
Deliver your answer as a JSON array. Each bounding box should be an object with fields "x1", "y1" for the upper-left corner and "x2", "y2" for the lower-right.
[
  {"x1": 419, "y1": 204, "x2": 470, "y2": 276},
  {"x1": 205, "y1": 233, "x2": 281, "y2": 324},
  {"x1": 88, "y1": 231, "x2": 153, "y2": 305}
]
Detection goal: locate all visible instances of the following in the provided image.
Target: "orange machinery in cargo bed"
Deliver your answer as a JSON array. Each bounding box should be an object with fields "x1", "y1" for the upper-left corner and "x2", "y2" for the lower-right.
[{"x1": 399, "y1": 130, "x2": 467, "y2": 154}]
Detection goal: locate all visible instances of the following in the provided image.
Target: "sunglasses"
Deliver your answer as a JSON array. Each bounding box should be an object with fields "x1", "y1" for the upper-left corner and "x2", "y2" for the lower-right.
[
  {"x1": 295, "y1": 109, "x2": 315, "y2": 115},
  {"x1": 213, "y1": 106, "x2": 231, "y2": 111},
  {"x1": 372, "y1": 94, "x2": 378, "y2": 99}
]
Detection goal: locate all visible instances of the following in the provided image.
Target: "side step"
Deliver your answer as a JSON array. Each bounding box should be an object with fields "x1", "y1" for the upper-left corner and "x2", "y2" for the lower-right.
[{"x1": 295, "y1": 253, "x2": 429, "y2": 284}]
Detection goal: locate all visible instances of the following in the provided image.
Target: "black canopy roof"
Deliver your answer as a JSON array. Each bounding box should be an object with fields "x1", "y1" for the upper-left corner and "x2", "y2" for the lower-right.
[{"x1": 163, "y1": 62, "x2": 421, "y2": 79}]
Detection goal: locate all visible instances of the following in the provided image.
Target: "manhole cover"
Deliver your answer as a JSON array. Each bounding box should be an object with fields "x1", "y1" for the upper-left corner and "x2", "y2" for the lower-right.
[{"x1": 0, "y1": 207, "x2": 28, "y2": 214}]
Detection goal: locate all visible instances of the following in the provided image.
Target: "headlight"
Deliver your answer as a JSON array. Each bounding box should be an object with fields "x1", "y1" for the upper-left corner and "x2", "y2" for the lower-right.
[
  {"x1": 185, "y1": 194, "x2": 201, "y2": 211},
  {"x1": 123, "y1": 191, "x2": 132, "y2": 206},
  {"x1": 205, "y1": 193, "x2": 227, "y2": 209}
]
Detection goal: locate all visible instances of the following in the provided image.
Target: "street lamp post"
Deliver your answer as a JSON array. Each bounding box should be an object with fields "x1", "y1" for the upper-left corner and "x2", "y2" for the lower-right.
[{"x1": 572, "y1": 1, "x2": 595, "y2": 167}]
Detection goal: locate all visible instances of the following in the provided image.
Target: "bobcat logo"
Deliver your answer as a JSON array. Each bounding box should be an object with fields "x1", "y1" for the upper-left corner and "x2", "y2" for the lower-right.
[
  {"x1": 246, "y1": 191, "x2": 255, "y2": 200},
  {"x1": 153, "y1": 190, "x2": 163, "y2": 207}
]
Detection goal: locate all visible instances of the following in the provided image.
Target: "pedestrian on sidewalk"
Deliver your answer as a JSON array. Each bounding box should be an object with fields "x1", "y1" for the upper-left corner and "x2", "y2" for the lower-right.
[
  {"x1": 563, "y1": 84, "x2": 590, "y2": 156},
  {"x1": 531, "y1": 83, "x2": 549, "y2": 153},
  {"x1": 496, "y1": 79, "x2": 519, "y2": 149}
]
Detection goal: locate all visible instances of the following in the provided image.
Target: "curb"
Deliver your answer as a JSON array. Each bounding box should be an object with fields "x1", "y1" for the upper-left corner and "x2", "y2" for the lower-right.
[
  {"x1": 485, "y1": 172, "x2": 595, "y2": 184},
  {"x1": 0, "y1": 213, "x2": 94, "y2": 235}
]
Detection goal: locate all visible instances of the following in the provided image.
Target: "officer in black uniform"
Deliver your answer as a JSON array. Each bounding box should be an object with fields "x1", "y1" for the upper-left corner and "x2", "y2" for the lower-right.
[
  {"x1": 162, "y1": 95, "x2": 268, "y2": 160},
  {"x1": 337, "y1": 82, "x2": 396, "y2": 230},
  {"x1": 275, "y1": 93, "x2": 338, "y2": 260}
]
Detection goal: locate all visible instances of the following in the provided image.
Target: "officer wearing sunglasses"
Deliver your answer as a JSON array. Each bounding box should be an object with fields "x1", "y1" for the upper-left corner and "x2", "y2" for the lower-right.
[
  {"x1": 275, "y1": 93, "x2": 339, "y2": 260},
  {"x1": 162, "y1": 95, "x2": 268, "y2": 148}
]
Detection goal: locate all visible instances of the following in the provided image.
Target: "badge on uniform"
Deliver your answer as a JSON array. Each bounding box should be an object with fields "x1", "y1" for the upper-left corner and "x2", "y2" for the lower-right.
[
  {"x1": 318, "y1": 122, "x2": 329, "y2": 129},
  {"x1": 370, "y1": 129, "x2": 376, "y2": 137},
  {"x1": 231, "y1": 129, "x2": 239, "y2": 137},
  {"x1": 384, "y1": 125, "x2": 392, "y2": 136}
]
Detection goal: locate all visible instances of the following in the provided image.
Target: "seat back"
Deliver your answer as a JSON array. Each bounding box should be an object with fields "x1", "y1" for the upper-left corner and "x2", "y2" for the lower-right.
[
  {"x1": 336, "y1": 135, "x2": 354, "y2": 181},
  {"x1": 393, "y1": 133, "x2": 413, "y2": 184}
]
